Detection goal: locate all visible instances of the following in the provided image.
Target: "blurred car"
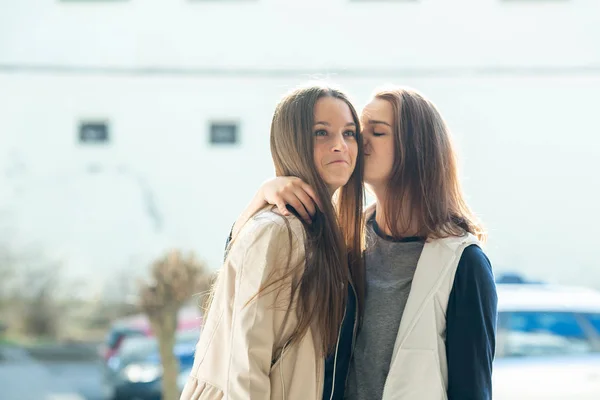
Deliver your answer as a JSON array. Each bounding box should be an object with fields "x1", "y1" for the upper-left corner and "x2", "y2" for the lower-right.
[
  {"x1": 103, "y1": 329, "x2": 199, "y2": 400},
  {"x1": 495, "y1": 272, "x2": 543, "y2": 285},
  {"x1": 101, "y1": 306, "x2": 202, "y2": 362},
  {"x1": 103, "y1": 324, "x2": 149, "y2": 363},
  {"x1": 493, "y1": 283, "x2": 600, "y2": 399}
]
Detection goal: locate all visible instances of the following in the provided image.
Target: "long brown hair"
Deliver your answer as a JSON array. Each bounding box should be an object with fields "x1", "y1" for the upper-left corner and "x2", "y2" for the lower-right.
[
  {"x1": 262, "y1": 84, "x2": 365, "y2": 356},
  {"x1": 374, "y1": 87, "x2": 485, "y2": 242}
]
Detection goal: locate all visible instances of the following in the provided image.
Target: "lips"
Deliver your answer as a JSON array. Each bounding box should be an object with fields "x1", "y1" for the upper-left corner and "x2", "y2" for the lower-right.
[{"x1": 327, "y1": 160, "x2": 349, "y2": 165}]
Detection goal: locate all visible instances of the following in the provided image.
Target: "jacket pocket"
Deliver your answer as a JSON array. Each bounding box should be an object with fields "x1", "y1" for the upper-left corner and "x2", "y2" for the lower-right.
[{"x1": 383, "y1": 349, "x2": 447, "y2": 400}]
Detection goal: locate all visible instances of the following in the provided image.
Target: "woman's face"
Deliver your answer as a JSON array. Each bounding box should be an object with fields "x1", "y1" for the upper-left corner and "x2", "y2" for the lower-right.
[
  {"x1": 361, "y1": 98, "x2": 396, "y2": 189},
  {"x1": 312, "y1": 96, "x2": 358, "y2": 194}
]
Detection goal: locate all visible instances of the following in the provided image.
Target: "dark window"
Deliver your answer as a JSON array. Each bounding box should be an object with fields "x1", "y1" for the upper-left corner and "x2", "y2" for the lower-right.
[
  {"x1": 210, "y1": 122, "x2": 238, "y2": 145},
  {"x1": 499, "y1": 311, "x2": 594, "y2": 357},
  {"x1": 79, "y1": 121, "x2": 109, "y2": 144}
]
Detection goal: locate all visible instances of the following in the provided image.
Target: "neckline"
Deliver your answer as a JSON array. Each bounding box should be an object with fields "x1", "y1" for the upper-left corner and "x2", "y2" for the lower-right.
[{"x1": 370, "y1": 213, "x2": 424, "y2": 243}]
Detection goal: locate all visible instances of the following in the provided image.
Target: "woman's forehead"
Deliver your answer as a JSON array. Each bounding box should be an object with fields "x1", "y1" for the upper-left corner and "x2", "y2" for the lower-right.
[{"x1": 361, "y1": 98, "x2": 393, "y2": 124}]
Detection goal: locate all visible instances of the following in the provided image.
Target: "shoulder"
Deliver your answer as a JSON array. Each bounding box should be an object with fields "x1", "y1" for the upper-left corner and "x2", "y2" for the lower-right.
[
  {"x1": 245, "y1": 209, "x2": 304, "y2": 241},
  {"x1": 453, "y1": 244, "x2": 497, "y2": 300},
  {"x1": 459, "y1": 245, "x2": 490, "y2": 269},
  {"x1": 233, "y1": 209, "x2": 305, "y2": 258},
  {"x1": 432, "y1": 234, "x2": 490, "y2": 274}
]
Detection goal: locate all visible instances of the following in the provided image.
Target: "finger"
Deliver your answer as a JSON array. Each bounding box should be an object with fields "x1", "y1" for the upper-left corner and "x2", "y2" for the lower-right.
[
  {"x1": 275, "y1": 201, "x2": 290, "y2": 216},
  {"x1": 285, "y1": 194, "x2": 312, "y2": 224},
  {"x1": 302, "y1": 184, "x2": 323, "y2": 211},
  {"x1": 294, "y1": 189, "x2": 317, "y2": 217}
]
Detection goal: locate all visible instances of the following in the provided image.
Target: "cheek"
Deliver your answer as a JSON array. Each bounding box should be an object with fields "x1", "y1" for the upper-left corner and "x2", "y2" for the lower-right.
[
  {"x1": 368, "y1": 143, "x2": 394, "y2": 174},
  {"x1": 384, "y1": 146, "x2": 395, "y2": 166},
  {"x1": 379, "y1": 147, "x2": 394, "y2": 173},
  {"x1": 312, "y1": 143, "x2": 325, "y2": 168}
]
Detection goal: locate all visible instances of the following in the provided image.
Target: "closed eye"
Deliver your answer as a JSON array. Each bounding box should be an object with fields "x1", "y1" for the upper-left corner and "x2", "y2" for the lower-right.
[{"x1": 373, "y1": 132, "x2": 385, "y2": 137}]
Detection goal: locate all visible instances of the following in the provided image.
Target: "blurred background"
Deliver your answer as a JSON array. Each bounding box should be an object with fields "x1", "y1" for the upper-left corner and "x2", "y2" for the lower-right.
[{"x1": 1, "y1": 0, "x2": 599, "y2": 399}]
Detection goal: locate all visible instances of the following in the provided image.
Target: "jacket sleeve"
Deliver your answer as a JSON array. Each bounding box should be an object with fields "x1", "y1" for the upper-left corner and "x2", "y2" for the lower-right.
[
  {"x1": 226, "y1": 218, "x2": 298, "y2": 399},
  {"x1": 446, "y1": 244, "x2": 498, "y2": 400}
]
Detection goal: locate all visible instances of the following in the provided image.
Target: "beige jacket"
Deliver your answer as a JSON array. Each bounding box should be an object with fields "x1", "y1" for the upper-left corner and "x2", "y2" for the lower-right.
[{"x1": 180, "y1": 210, "x2": 327, "y2": 400}]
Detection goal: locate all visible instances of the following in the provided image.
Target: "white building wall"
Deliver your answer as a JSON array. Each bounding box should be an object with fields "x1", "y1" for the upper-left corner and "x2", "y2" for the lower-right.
[
  {"x1": 1, "y1": 0, "x2": 599, "y2": 291},
  {"x1": 0, "y1": 0, "x2": 598, "y2": 69}
]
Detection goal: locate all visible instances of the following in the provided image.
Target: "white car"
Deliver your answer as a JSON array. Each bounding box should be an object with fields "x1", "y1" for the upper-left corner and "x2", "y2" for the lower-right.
[{"x1": 493, "y1": 283, "x2": 600, "y2": 399}]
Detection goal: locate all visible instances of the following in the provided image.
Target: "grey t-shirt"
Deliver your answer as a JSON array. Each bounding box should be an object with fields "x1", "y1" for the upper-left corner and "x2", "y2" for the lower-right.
[{"x1": 345, "y1": 219, "x2": 425, "y2": 400}]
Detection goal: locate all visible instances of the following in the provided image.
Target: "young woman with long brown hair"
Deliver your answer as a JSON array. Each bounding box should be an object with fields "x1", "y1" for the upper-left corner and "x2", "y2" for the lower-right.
[
  {"x1": 180, "y1": 84, "x2": 365, "y2": 400},
  {"x1": 235, "y1": 87, "x2": 498, "y2": 400}
]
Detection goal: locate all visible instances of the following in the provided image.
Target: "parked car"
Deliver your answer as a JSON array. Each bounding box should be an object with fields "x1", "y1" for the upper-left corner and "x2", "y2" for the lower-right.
[
  {"x1": 102, "y1": 324, "x2": 148, "y2": 363},
  {"x1": 493, "y1": 283, "x2": 600, "y2": 399},
  {"x1": 103, "y1": 329, "x2": 199, "y2": 400},
  {"x1": 101, "y1": 306, "x2": 202, "y2": 362}
]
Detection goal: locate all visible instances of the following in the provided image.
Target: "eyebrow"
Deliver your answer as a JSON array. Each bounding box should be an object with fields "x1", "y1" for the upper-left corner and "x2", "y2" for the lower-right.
[
  {"x1": 367, "y1": 119, "x2": 392, "y2": 127},
  {"x1": 313, "y1": 121, "x2": 356, "y2": 127}
]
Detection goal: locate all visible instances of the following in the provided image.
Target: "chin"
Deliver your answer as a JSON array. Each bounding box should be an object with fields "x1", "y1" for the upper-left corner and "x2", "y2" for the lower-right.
[
  {"x1": 364, "y1": 174, "x2": 384, "y2": 188},
  {"x1": 363, "y1": 174, "x2": 376, "y2": 186}
]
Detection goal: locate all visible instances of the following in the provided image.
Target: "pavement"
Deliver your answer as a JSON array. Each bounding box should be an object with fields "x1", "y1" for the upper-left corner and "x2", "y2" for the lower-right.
[{"x1": 0, "y1": 344, "x2": 106, "y2": 400}]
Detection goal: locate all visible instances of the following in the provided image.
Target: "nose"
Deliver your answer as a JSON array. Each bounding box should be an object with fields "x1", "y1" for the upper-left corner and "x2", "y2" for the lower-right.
[{"x1": 331, "y1": 132, "x2": 348, "y2": 153}]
